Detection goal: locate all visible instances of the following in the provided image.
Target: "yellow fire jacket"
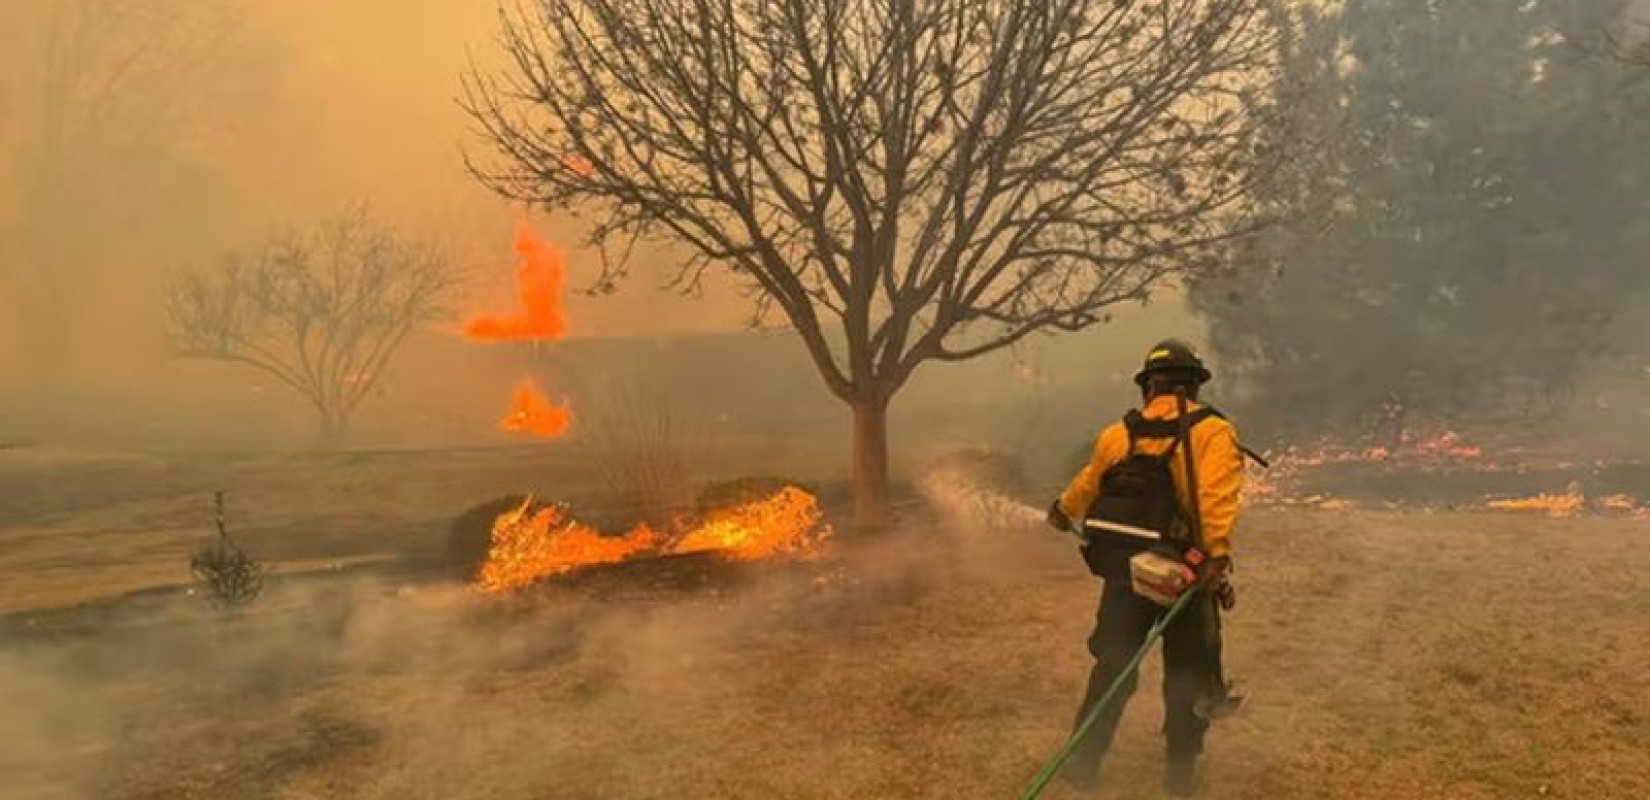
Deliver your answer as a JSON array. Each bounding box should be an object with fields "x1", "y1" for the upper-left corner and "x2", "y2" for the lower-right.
[{"x1": 1057, "y1": 395, "x2": 1245, "y2": 558}]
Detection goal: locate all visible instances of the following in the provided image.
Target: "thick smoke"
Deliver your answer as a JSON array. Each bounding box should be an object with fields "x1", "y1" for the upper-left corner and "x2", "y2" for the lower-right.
[
  {"x1": 1191, "y1": 0, "x2": 1650, "y2": 437},
  {"x1": 0, "y1": 489, "x2": 1067, "y2": 800}
]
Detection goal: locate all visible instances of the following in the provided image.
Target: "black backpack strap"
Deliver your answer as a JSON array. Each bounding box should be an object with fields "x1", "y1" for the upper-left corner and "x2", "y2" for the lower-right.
[
  {"x1": 1124, "y1": 408, "x2": 1217, "y2": 440},
  {"x1": 1174, "y1": 393, "x2": 1206, "y2": 552},
  {"x1": 1122, "y1": 411, "x2": 1138, "y2": 454},
  {"x1": 1184, "y1": 407, "x2": 1218, "y2": 428},
  {"x1": 1125, "y1": 409, "x2": 1201, "y2": 466},
  {"x1": 1199, "y1": 405, "x2": 1271, "y2": 468},
  {"x1": 1239, "y1": 445, "x2": 1270, "y2": 469},
  {"x1": 1137, "y1": 405, "x2": 1271, "y2": 467},
  {"x1": 1127, "y1": 415, "x2": 1184, "y2": 457}
]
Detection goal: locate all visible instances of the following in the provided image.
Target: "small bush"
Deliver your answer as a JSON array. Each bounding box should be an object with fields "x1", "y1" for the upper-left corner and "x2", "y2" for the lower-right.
[
  {"x1": 580, "y1": 375, "x2": 706, "y2": 526},
  {"x1": 190, "y1": 492, "x2": 266, "y2": 607}
]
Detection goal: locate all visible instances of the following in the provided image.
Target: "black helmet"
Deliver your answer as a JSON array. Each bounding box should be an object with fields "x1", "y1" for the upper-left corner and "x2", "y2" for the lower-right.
[{"x1": 1132, "y1": 339, "x2": 1212, "y2": 387}]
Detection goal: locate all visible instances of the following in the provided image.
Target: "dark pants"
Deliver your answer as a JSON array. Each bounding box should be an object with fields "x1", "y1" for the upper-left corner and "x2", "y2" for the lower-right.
[{"x1": 1069, "y1": 579, "x2": 1223, "y2": 770}]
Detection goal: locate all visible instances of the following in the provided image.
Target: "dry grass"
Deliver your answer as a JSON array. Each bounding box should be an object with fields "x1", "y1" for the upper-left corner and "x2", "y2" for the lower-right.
[
  {"x1": 2, "y1": 446, "x2": 1647, "y2": 800},
  {"x1": 575, "y1": 375, "x2": 708, "y2": 525},
  {"x1": 0, "y1": 438, "x2": 833, "y2": 613}
]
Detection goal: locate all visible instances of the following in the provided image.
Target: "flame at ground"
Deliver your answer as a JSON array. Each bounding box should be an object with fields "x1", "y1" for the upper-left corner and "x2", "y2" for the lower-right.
[
  {"x1": 1485, "y1": 484, "x2": 1650, "y2": 518},
  {"x1": 1223, "y1": 423, "x2": 1649, "y2": 517},
  {"x1": 1599, "y1": 494, "x2": 1640, "y2": 514},
  {"x1": 480, "y1": 497, "x2": 661, "y2": 592},
  {"x1": 1487, "y1": 483, "x2": 1585, "y2": 518},
  {"x1": 499, "y1": 378, "x2": 573, "y2": 438},
  {"x1": 670, "y1": 486, "x2": 829, "y2": 560},
  {"x1": 465, "y1": 220, "x2": 569, "y2": 342},
  {"x1": 1409, "y1": 431, "x2": 1484, "y2": 460},
  {"x1": 478, "y1": 487, "x2": 832, "y2": 592}
]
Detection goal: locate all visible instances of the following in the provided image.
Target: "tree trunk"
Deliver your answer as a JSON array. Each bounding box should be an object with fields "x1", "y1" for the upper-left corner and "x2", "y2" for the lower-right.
[
  {"x1": 850, "y1": 395, "x2": 892, "y2": 532},
  {"x1": 317, "y1": 403, "x2": 349, "y2": 449}
]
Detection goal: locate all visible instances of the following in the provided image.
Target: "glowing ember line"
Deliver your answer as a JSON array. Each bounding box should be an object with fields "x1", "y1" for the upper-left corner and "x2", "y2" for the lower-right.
[{"x1": 1487, "y1": 483, "x2": 1585, "y2": 518}]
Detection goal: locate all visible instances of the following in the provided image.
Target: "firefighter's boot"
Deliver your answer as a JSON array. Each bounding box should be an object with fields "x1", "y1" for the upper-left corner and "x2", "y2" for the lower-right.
[
  {"x1": 1164, "y1": 751, "x2": 1201, "y2": 798},
  {"x1": 1194, "y1": 680, "x2": 1244, "y2": 721}
]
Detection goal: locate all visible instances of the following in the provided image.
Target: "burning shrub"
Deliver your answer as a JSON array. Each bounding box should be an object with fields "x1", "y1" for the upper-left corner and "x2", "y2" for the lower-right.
[
  {"x1": 672, "y1": 486, "x2": 828, "y2": 561},
  {"x1": 695, "y1": 476, "x2": 809, "y2": 515},
  {"x1": 479, "y1": 497, "x2": 663, "y2": 591},
  {"x1": 447, "y1": 494, "x2": 529, "y2": 580},
  {"x1": 189, "y1": 492, "x2": 266, "y2": 608},
  {"x1": 476, "y1": 486, "x2": 831, "y2": 592}
]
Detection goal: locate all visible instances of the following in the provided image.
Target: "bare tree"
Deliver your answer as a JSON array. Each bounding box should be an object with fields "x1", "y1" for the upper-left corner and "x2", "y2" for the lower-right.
[
  {"x1": 167, "y1": 209, "x2": 458, "y2": 443},
  {"x1": 464, "y1": 0, "x2": 1291, "y2": 527}
]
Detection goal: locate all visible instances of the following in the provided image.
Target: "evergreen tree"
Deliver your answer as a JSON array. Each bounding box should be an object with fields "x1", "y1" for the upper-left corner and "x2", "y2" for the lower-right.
[{"x1": 1194, "y1": 0, "x2": 1650, "y2": 434}]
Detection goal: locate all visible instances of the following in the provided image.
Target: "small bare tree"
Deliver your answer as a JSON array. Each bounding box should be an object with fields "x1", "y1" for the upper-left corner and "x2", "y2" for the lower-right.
[
  {"x1": 190, "y1": 492, "x2": 265, "y2": 608},
  {"x1": 168, "y1": 209, "x2": 458, "y2": 442},
  {"x1": 465, "y1": 0, "x2": 1291, "y2": 527}
]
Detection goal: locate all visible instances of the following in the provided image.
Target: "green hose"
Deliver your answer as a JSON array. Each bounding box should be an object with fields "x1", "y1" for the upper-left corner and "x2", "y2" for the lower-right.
[
  {"x1": 1014, "y1": 579, "x2": 1203, "y2": 800},
  {"x1": 1021, "y1": 393, "x2": 1216, "y2": 799}
]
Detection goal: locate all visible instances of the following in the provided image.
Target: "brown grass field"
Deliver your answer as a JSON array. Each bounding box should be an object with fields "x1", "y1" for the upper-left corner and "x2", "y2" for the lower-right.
[{"x1": 2, "y1": 444, "x2": 1647, "y2": 800}]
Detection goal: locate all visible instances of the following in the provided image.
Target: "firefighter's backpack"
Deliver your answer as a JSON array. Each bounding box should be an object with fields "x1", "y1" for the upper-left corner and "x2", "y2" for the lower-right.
[{"x1": 1079, "y1": 408, "x2": 1216, "y2": 579}]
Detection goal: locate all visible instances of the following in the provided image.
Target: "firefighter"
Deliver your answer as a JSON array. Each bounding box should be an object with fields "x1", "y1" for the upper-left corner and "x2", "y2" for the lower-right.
[{"x1": 1045, "y1": 339, "x2": 1244, "y2": 797}]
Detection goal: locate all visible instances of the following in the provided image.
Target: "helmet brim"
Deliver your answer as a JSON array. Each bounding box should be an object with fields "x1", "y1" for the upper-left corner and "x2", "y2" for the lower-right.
[{"x1": 1133, "y1": 365, "x2": 1213, "y2": 388}]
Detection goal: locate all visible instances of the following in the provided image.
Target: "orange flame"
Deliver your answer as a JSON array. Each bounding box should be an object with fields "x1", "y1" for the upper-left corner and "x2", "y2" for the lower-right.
[
  {"x1": 479, "y1": 498, "x2": 660, "y2": 592},
  {"x1": 670, "y1": 486, "x2": 829, "y2": 560},
  {"x1": 465, "y1": 220, "x2": 569, "y2": 342},
  {"x1": 1487, "y1": 483, "x2": 1585, "y2": 518},
  {"x1": 499, "y1": 378, "x2": 573, "y2": 438},
  {"x1": 1409, "y1": 431, "x2": 1483, "y2": 460},
  {"x1": 1485, "y1": 486, "x2": 1650, "y2": 518},
  {"x1": 1599, "y1": 494, "x2": 1640, "y2": 514},
  {"x1": 468, "y1": 220, "x2": 577, "y2": 439},
  {"x1": 476, "y1": 487, "x2": 832, "y2": 592}
]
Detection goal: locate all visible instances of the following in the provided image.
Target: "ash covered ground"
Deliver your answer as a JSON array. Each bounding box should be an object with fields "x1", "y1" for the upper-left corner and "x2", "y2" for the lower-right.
[{"x1": 2, "y1": 435, "x2": 1647, "y2": 800}]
